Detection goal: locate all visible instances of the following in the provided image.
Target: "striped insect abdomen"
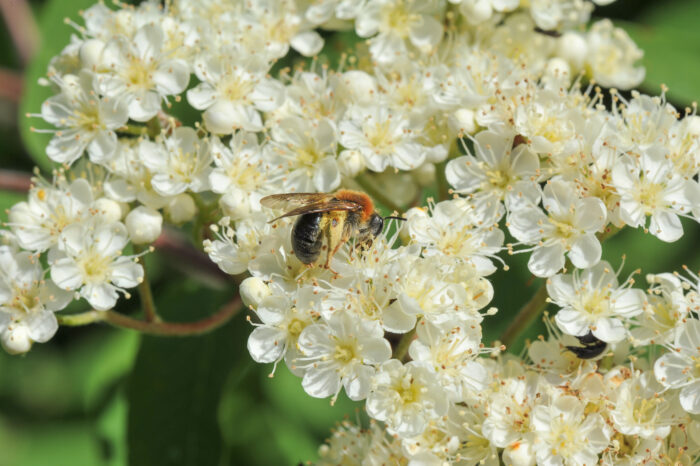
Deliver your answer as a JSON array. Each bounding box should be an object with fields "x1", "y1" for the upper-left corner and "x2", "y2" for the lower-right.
[{"x1": 292, "y1": 213, "x2": 324, "y2": 264}]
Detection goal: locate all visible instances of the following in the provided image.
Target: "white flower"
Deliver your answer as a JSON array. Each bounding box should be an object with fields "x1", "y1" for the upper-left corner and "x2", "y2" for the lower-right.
[
  {"x1": 239, "y1": 0, "x2": 324, "y2": 58},
  {"x1": 50, "y1": 221, "x2": 143, "y2": 311},
  {"x1": 548, "y1": 261, "x2": 645, "y2": 343},
  {"x1": 315, "y1": 420, "x2": 372, "y2": 466},
  {"x1": 453, "y1": 0, "x2": 519, "y2": 24},
  {"x1": 297, "y1": 310, "x2": 391, "y2": 401},
  {"x1": 610, "y1": 371, "x2": 677, "y2": 439},
  {"x1": 529, "y1": 0, "x2": 593, "y2": 31},
  {"x1": 444, "y1": 403, "x2": 499, "y2": 465},
  {"x1": 355, "y1": 0, "x2": 444, "y2": 64},
  {"x1": 139, "y1": 126, "x2": 212, "y2": 196},
  {"x1": 482, "y1": 372, "x2": 546, "y2": 462},
  {"x1": 125, "y1": 206, "x2": 163, "y2": 244},
  {"x1": 7, "y1": 177, "x2": 94, "y2": 252},
  {"x1": 102, "y1": 139, "x2": 169, "y2": 209},
  {"x1": 165, "y1": 193, "x2": 197, "y2": 224},
  {"x1": 187, "y1": 49, "x2": 284, "y2": 133},
  {"x1": 531, "y1": 394, "x2": 609, "y2": 466},
  {"x1": 204, "y1": 215, "x2": 281, "y2": 276},
  {"x1": 654, "y1": 319, "x2": 700, "y2": 414},
  {"x1": 631, "y1": 273, "x2": 691, "y2": 346},
  {"x1": 612, "y1": 150, "x2": 694, "y2": 242},
  {"x1": 585, "y1": 19, "x2": 644, "y2": 90},
  {"x1": 408, "y1": 319, "x2": 488, "y2": 402},
  {"x1": 239, "y1": 276, "x2": 271, "y2": 310},
  {"x1": 446, "y1": 128, "x2": 541, "y2": 210},
  {"x1": 209, "y1": 132, "x2": 279, "y2": 220},
  {"x1": 405, "y1": 198, "x2": 504, "y2": 275},
  {"x1": 0, "y1": 247, "x2": 72, "y2": 354},
  {"x1": 339, "y1": 106, "x2": 428, "y2": 172},
  {"x1": 508, "y1": 179, "x2": 607, "y2": 277},
  {"x1": 528, "y1": 335, "x2": 597, "y2": 384},
  {"x1": 366, "y1": 360, "x2": 448, "y2": 437},
  {"x1": 40, "y1": 71, "x2": 128, "y2": 165},
  {"x1": 321, "y1": 267, "x2": 415, "y2": 334},
  {"x1": 247, "y1": 286, "x2": 319, "y2": 376},
  {"x1": 98, "y1": 24, "x2": 190, "y2": 122},
  {"x1": 266, "y1": 116, "x2": 341, "y2": 192},
  {"x1": 395, "y1": 255, "x2": 493, "y2": 325}
]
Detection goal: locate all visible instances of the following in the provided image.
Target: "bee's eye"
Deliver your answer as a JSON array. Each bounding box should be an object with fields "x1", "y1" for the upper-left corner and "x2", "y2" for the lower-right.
[{"x1": 369, "y1": 214, "x2": 384, "y2": 237}]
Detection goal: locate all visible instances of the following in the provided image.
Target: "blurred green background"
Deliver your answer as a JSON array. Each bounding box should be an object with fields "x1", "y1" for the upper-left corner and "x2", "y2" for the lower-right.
[{"x1": 0, "y1": 0, "x2": 699, "y2": 465}]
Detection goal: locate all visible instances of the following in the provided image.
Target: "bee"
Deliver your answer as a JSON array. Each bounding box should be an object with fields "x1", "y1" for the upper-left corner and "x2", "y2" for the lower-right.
[
  {"x1": 565, "y1": 331, "x2": 607, "y2": 360},
  {"x1": 260, "y1": 190, "x2": 402, "y2": 271}
]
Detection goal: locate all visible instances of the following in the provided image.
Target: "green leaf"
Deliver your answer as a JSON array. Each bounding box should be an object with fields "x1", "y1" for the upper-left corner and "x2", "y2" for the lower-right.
[
  {"x1": 126, "y1": 280, "x2": 241, "y2": 466},
  {"x1": 0, "y1": 417, "x2": 103, "y2": 466},
  {"x1": 263, "y1": 364, "x2": 361, "y2": 434},
  {"x1": 19, "y1": 0, "x2": 98, "y2": 172},
  {"x1": 0, "y1": 190, "x2": 26, "y2": 222},
  {"x1": 618, "y1": 1, "x2": 700, "y2": 105}
]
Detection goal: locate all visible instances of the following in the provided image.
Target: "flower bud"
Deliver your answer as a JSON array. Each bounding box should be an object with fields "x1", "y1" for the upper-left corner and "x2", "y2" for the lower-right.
[
  {"x1": 411, "y1": 163, "x2": 436, "y2": 188},
  {"x1": 686, "y1": 115, "x2": 700, "y2": 137},
  {"x1": 219, "y1": 189, "x2": 253, "y2": 220},
  {"x1": 165, "y1": 193, "x2": 197, "y2": 224},
  {"x1": 462, "y1": 0, "x2": 492, "y2": 24},
  {"x1": 340, "y1": 71, "x2": 377, "y2": 106},
  {"x1": 558, "y1": 32, "x2": 588, "y2": 71},
  {"x1": 94, "y1": 197, "x2": 124, "y2": 223},
  {"x1": 542, "y1": 58, "x2": 572, "y2": 89},
  {"x1": 79, "y1": 39, "x2": 105, "y2": 69},
  {"x1": 338, "y1": 150, "x2": 366, "y2": 178},
  {"x1": 125, "y1": 206, "x2": 163, "y2": 244},
  {"x1": 2, "y1": 326, "x2": 32, "y2": 355},
  {"x1": 452, "y1": 108, "x2": 477, "y2": 135},
  {"x1": 240, "y1": 277, "x2": 271, "y2": 309}
]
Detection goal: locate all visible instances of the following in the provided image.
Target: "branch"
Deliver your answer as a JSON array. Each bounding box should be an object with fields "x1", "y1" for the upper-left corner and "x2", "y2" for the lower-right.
[
  {"x1": 0, "y1": 0, "x2": 39, "y2": 66},
  {"x1": 58, "y1": 295, "x2": 242, "y2": 336},
  {"x1": 0, "y1": 169, "x2": 32, "y2": 192},
  {"x1": 392, "y1": 326, "x2": 417, "y2": 361}
]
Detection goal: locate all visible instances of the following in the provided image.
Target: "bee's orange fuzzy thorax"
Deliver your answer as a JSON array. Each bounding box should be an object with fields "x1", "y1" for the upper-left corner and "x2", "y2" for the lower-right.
[{"x1": 334, "y1": 189, "x2": 374, "y2": 221}]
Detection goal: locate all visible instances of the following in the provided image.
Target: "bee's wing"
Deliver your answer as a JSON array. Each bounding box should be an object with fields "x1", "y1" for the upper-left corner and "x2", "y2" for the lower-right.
[
  {"x1": 260, "y1": 193, "x2": 332, "y2": 210},
  {"x1": 266, "y1": 198, "x2": 364, "y2": 223}
]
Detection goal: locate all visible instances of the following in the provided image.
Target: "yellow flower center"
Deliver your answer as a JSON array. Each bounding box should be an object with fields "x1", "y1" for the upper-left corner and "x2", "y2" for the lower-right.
[
  {"x1": 635, "y1": 179, "x2": 664, "y2": 215},
  {"x1": 333, "y1": 340, "x2": 358, "y2": 364},
  {"x1": 221, "y1": 75, "x2": 255, "y2": 102},
  {"x1": 78, "y1": 249, "x2": 111, "y2": 283},
  {"x1": 380, "y1": 3, "x2": 418, "y2": 38}
]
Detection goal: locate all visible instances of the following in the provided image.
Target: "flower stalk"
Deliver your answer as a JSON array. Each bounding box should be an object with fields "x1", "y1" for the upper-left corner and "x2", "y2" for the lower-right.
[{"x1": 57, "y1": 295, "x2": 242, "y2": 336}]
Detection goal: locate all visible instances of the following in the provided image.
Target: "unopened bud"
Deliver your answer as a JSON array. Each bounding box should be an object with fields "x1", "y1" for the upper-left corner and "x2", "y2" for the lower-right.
[
  {"x1": 94, "y1": 197, "x2": 124, "y2": 223},
  {"x1": 338, "y1": 150, "x2": 365, "y2": 178},
  {"x1": 79, "y1": 39, "x2": 105, "y2": 68},
  {"x1": 558, "y1": 32, "x2": 588, "y2": 71},
  {"x1": 2, "y1": 326, "x2": 32, "y2": 354},
  {"x1": 220, "y1": 189, "x2": 256, "y2": 220},
  {"x1": 125, "y1": 206, "x2": 163, "y2": 244},
  {"x1": 165, "y1": 193, "x2": 196, "y2": 224},
  {"x1": 452, "y1": 108, "x2": 477, "y2": 135},
  {"x1": 412, "y1": 163, "x2": 436, "y2": 188},
  {"x1": 240, "y1": 277, "x2": 271, "y2": 309}
]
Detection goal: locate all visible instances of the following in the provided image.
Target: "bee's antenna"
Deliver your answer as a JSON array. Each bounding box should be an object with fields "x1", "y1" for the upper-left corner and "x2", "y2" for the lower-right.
[{"x1": 384, "y1": 216, "x2": 407, "y2": 221}]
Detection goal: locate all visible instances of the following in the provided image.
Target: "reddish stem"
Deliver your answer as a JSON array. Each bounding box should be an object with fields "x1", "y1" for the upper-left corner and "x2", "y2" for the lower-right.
[{"x1": 102, "y1": 295, "x2": 242, "y2": 336}]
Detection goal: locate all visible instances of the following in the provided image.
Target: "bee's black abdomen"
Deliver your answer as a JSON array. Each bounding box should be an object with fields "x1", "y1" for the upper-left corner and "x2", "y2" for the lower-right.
[
  {"x1": 565, "y1": 332, "x2": 607, "y2": 359},
  {"x1": 292, "y1": 213, "x2": 323, "y2": 264}
]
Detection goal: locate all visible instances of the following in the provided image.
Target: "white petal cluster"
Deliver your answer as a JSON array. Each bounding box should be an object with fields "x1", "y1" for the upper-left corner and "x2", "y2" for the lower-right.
[
  {"x1": 9, "y1": 0, "x2": 700, "y2": 464},
  {"x1": 548, "y1": 260, "x2": 645, "y2": 343}
]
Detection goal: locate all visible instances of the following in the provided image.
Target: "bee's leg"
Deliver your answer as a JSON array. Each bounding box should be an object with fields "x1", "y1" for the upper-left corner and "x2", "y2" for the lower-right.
[{"x1": 324, "y1": 214, "x2": 348, "y2": 275}]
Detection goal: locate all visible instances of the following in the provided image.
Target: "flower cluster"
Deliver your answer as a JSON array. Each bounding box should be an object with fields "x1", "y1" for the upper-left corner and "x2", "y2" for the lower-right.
[{"x1": 5, "y1": 0, "x2": 700, "y2": 464}]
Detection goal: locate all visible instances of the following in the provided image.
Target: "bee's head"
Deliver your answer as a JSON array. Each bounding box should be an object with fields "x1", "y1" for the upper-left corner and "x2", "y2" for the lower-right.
[{"x1": 368, "y1": 213, "x2": 384, "y2": 237}]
